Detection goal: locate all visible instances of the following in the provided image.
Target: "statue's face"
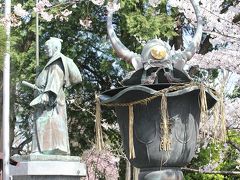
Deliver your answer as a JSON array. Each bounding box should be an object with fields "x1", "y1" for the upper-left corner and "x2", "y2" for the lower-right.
[{"x1": 44, "y1": 44, "x2": 55, "y2": 58}]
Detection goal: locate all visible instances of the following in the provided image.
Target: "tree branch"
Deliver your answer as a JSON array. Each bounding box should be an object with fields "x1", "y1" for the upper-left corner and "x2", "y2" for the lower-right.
[
  {"x1": 203, "y1": 30, "x2": 240, "y2": 41},
  {"x1": 227, "y1": 140, "x2": 240, "y2": 152},
  {"x1": 200, "y1": 6, "x2": 240, "y2": 28}
]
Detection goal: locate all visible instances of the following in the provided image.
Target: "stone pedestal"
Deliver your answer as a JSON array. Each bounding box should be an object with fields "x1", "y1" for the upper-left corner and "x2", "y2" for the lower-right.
[
  {"x1": 139, "y1": 168, "x2": 183, "y2": 180},
  {"x1": 10, "y1": 154, "x2": 86, "y2": 180}
]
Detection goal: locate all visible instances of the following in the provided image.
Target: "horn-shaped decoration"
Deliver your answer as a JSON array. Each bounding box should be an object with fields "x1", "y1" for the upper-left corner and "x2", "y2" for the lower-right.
[
  {"x1": 107, "y1": 10, "x2": 142, "y2": 70},
  {"x1": 107, "y1": 0, "x2": 203, "y2": 69},
  {"x1": 181, "y1": 0, "x2": 203, "y2": 61}
]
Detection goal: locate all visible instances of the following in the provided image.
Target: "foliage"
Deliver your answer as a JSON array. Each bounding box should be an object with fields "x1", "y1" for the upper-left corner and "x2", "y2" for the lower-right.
[
  {"x1": 184, "y1": 131, "x2": 240, "y2": 179},
  {"x1": 185, "y1": 173, "x2": 225, "y2": 180},
  {"x1": 120, "y1": 0, "x2": 177, "y2": 42}
]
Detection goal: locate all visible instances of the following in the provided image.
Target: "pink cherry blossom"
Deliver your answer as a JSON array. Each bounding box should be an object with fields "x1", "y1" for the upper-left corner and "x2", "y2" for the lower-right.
[
  {"x1": 106, "y1": 2, "x2": 120, "y2": 12},
  {"x1": 187, "y1": 47, "x2": 240, "y2": 74},
  {"x1": 149, "y1": 0, "x2": 161, "y2": 7},
  {"x1": 13, "y1": 4, "x2": 29, "y2": 18},
  {"x1": 61, "y1": 9, "x2": 72, "y2": 17},
  {"x1": 168, "y1": 0, "x2": 240, "y2": 77},
  {"x1": 72, "y1": 3, "x2": 77, "y2": 8},
  {"x1": 54, "y1": 9, "x2": 72, "y2": 22},
  {"x1": 40, "y1": 11, "x2": 53, "y2": 22},
  {"x1": 82, "y1": 148, "x2": 119, "y2": 180},
  {"x1": 42, "y1": 0, "x2": 52, "y2": 8},
  {"x1": 225, "y1": 98, "x2": 240, "y2": 129},
  {"x1": 11, "y1": 14, "x2": 22, "y2": 27},
  {"x1": 91, "y1": 0, "x2": 104, "y2": 6},
  {"x1": 33, "y1": 0, "x2": 54, "y2": 22},
  {"x1": 1, "y1": 14, "x2": 22, "y2": 27},
  {"x1": 34, "y1": 1, "x2": 45, "y2": 13},
  {"x1": 168, "y1": 0, "x2": 240, "y2": 46},
  {"x1": 79, "y1": 18, "x2": 92, "y2": 28},
  {"x1": 34, "y1": 0, "x2": 52, "y2": 13},
  {"x1": 0, "y1": 17, "x2": 10, "y2": 27}
]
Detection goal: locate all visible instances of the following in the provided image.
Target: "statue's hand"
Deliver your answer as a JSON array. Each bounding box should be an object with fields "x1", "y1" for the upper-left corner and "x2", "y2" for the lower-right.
[{"x1": 41, "y1": 93, "x2": 49, "y2": 105}]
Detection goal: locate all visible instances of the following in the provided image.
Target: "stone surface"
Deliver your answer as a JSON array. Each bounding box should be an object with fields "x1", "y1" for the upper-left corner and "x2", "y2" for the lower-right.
[
  {"x1": 11, "y1": 154, "x2": 81, "y2": 162},
  {"x1": 9, "y1": 175, "x2": 82, "y2": 180},
  {"x1": 10, "y1": 155, "x2": 86, "y2": 180}
]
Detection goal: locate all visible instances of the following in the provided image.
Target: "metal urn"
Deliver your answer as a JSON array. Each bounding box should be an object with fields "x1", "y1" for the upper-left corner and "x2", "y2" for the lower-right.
[{"x1": 100, "y1": 80, "x2": 216, "y2": 179}]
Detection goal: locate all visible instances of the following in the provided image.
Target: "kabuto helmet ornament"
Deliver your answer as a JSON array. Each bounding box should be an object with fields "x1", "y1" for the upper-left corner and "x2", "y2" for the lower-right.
[{"x1": 107, "y1": 0, "x2": 203, "y2": 83}]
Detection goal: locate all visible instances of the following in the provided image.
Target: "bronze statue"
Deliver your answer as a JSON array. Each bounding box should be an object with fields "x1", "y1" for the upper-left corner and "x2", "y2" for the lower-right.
[{"x1": 25, "y1": 37, "x2": 82, "y2": 155}]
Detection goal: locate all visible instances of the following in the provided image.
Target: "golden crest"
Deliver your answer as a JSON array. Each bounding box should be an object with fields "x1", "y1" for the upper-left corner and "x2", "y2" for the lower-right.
[{"x1": 150, "y1": 45, "x2": 167, "y2": 60}]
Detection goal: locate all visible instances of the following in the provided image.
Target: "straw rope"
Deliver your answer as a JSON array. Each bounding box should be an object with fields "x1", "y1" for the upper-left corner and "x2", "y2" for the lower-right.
[
  {"x1": 199, "y1": 84, "x2": 209, "y2": 137},
  {"x1": 128, "y1": 105, "x2": 135, "y2": 159},
  {"x1": 95, "y1": 82, "x2": 226, "y2": 159},
  {"x1": 160, "y1": 93, "x2": 171, "y2": 151},
  {"x1": 95, "y1": 93, "x2": 104, "y2": 151},
  {"x1": 213, "y1": 101, "x2": 220, "y2": 141},
  {"x1": 219, "y1": 92, "x2": 226, "y2": 142},
  {"x1": 101, "y1": 82, "x2": 197, "y2": 107}
]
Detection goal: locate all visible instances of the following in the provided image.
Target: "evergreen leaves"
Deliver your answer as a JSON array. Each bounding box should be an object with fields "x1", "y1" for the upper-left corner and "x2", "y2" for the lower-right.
[
  {"x1": 125, "y1": 11, "x2": 177, "y2": 40},
  {"x1": 120, "y1": 0, "x2": 177, "y2": 40}
]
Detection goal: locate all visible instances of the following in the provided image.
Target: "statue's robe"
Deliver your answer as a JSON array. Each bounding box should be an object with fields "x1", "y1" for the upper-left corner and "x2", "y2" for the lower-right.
[{"x1": 31, "y1": 52, "x2": 81, "y2": 155}]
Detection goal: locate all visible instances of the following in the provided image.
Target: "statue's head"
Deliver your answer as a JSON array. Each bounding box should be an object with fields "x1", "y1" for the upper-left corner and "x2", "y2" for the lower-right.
[{"x1": 44, "y1": 37, "x2": 63, "y2": 58}]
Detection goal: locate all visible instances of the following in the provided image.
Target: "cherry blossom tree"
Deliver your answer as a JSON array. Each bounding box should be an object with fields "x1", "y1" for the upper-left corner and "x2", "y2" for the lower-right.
[
  {"x1": 167, "y1": 0, "x2": 240, "y2": 74},
  {"x1": 172, "y1": 0, "x2": 240, "y2": 125}
]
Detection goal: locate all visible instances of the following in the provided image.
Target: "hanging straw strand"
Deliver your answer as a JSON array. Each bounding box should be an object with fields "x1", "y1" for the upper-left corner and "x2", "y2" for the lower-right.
[
  {"x1": 219, "y1": 92, "x2": 226, "y2": 142},
  {"x1": 95, "y1": 93, "x2": 104, "y2": 151},
  {"x1": 199, "y1": 84, "x2": 209, "y2": 137},
  {"x1": 128, "y1": 104, "x2": 135, "y2": 159},
  {"x1": 160, "y1": 93, "x2": 171, "y2": 151},
  {"x1": 213, "y1": 101, "x2": 220, "y2": 141}
]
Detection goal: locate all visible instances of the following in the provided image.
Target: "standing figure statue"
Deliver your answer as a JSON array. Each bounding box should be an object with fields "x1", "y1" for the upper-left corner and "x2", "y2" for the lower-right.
[{"x1": 29, "y1": 37, "x2": 82, "y2": 155}]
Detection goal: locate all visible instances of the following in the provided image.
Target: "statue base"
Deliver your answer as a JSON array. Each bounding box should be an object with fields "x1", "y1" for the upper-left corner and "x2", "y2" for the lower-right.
[
  {"x1": 10, "y1": 154, "x2": 86, "y2": 180},
  {"x1": 139, "y1": 167, "x2": 183, "y2": 180}
]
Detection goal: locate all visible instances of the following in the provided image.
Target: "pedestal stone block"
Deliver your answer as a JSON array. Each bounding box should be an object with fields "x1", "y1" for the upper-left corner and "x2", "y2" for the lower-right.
[{"x1": 10, "y1": 155, "x2": 86, "y2": 180}]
